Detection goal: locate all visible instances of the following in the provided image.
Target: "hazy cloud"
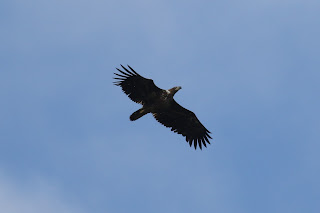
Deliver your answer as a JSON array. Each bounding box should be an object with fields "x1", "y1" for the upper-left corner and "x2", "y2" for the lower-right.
[{"x1": 0, "y1": 170, "x2": 86, "y2": 213}]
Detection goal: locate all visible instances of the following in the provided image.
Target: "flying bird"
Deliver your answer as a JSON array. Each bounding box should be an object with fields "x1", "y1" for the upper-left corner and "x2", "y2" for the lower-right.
[{"x1": 113, "y1": 65, "x2": 212, "y2": 149}]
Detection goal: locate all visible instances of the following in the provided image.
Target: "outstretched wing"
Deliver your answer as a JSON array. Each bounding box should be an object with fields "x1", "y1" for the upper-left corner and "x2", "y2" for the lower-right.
[
  {"x1": 113, "y1": 65, "x2": 163, "y2": 105},
  {"x1": 153, "y1": 101, "x2": 211, "y2": 150}
]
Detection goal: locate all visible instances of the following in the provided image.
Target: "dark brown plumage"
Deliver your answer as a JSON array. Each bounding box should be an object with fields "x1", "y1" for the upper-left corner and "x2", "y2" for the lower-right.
[{"x1": 113, "y1": 65, "x2": 211, "y2": 149}]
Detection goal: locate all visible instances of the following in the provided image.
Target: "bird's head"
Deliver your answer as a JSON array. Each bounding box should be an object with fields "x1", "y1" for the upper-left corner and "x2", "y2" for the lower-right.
[{"x1": 168, "y1": 86, "x2": 182, "y2": 96}]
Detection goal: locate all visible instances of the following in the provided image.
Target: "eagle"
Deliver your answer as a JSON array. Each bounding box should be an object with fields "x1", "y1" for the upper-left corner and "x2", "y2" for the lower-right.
[{"x1": 113, "y1": 65, "x2": 212, "y2": 149}]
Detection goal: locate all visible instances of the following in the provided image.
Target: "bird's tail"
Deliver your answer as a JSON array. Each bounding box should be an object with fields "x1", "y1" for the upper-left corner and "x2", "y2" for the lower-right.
[{"x1": 130, "y1": 108, "x2": 149, "y2": 121}]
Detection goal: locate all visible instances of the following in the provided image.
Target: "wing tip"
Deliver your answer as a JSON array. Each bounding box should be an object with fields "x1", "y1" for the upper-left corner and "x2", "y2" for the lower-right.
[
  {"x1": 185, "y1": 135, "x2": 211, "y2": 150},
  {"x1": 115, "y1": 65, "x2": 139, "y2": 77},
  {"x1": 127, "y1": 64, "x2": 139, "y2": 75}
]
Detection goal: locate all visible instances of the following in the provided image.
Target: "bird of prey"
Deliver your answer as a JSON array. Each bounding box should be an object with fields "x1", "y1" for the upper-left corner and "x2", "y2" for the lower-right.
[{"x1": 113, "y1": 65, "x2": 211, "y2": 149}]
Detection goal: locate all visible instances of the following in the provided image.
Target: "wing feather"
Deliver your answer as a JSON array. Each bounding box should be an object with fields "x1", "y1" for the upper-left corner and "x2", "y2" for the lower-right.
[
  {"x1": 114, "y1": 73, "x2": 127, "y2": 78},
  {"x1": 128, "y1": 65, "x2": 140, "y2": 75},
  {"x1": 121, "y1": 64, "x2": 135, "y2": 75},
  {"x1": 114, "y1": 65, "x2": 163, "y2": 105},
  {"x1": 153, "y1": 101, "x2": 211, "y2": 149}
]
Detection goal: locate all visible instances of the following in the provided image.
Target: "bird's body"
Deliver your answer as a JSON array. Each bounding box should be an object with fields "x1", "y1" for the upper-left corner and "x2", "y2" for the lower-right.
[{"x1": 114, "y1": 65, "x2": 211, "y2": 149}]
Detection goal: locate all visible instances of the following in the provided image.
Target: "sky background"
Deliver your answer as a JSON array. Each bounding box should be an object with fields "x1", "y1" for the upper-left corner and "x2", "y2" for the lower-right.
[{"x1": 1, "y1": 0, "x2": 319, "y2": 212}]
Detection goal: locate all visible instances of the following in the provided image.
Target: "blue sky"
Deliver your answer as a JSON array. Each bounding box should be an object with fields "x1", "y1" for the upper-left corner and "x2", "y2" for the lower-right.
[{"x1": 1, "y1": 0, "x2": 319, "y2": 212}]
